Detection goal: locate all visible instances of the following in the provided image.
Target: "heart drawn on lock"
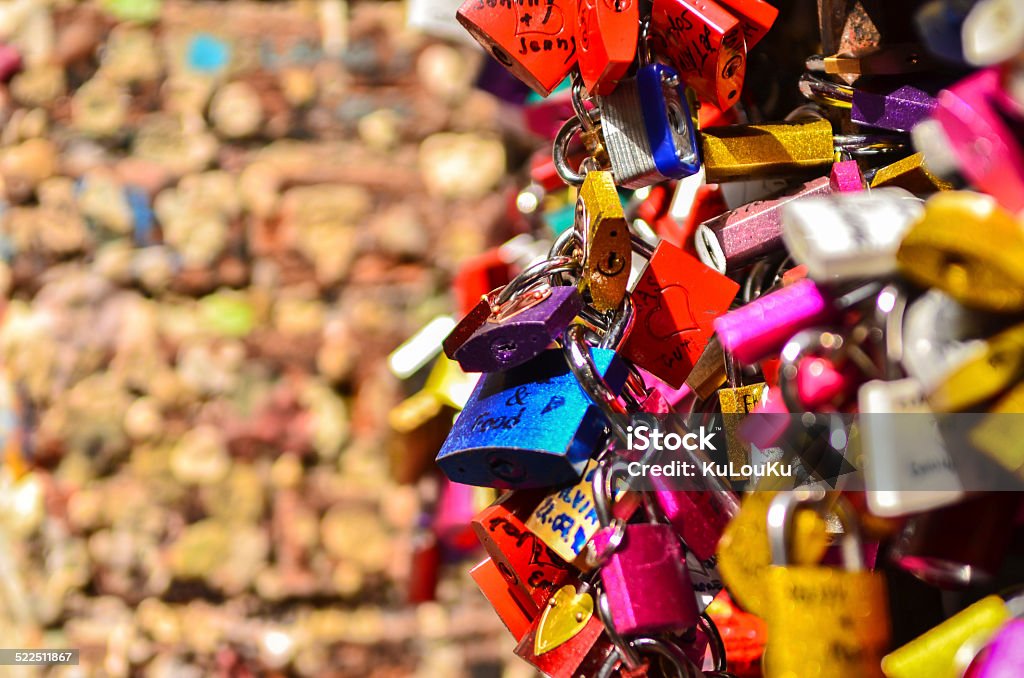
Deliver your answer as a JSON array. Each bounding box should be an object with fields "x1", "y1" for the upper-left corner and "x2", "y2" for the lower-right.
[
  {"x1": 643, "y1": 284, "x2": 702, "y2": 341},
  {"x1": 534, "y1": 584, "x2": 594, "y2": 655},
  {"x1": 515, "y1": 1, "x2": 566, "y2": 37}
]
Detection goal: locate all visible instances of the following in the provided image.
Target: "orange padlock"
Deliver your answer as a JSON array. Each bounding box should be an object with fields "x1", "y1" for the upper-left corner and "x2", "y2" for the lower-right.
[
  {"x1": 577, "y1": 0, "x2": 640, "y2": 95},
  {"x1": 650, "y1": 0, "x2": 747, "y2": 110},
  {"x1": 457, "y1": 0, "x2": 580, "y2": 96},
  {"x1": 715, "y1": 0, "x2": 778, "y2": 49},
  {"x1": 470, "y1": 557, "x2": 536, "y2": 641}
]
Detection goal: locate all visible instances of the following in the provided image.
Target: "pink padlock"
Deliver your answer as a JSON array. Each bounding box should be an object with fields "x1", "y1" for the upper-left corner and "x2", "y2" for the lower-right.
[
  {"x1": 830, "y1": 159, "x2": 865, "y2": 192},
  {"x1": 713, "y1": 279, "x2": 836, "y2": 364},
  {"x1": 933, "y1": 68, "x2": 1024, "y2": 213},
  {"x1": 795, "y1": 356, "x2": 853, "y2": 409},
  {"x1": 965, "y1": 619, "x2": 1024, "y2": 678},
  {"x1": 592, "y1": 523, "x2": 699, "y2": 635}
]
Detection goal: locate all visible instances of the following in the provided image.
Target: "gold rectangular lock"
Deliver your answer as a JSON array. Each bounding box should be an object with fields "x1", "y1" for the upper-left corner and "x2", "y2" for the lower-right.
[
  {"x1": 870, "y1": 152, "x2": 954, "y2": 193},
  {"x1": 702, "y1": 119, "x2": 835, "y2": 183}
]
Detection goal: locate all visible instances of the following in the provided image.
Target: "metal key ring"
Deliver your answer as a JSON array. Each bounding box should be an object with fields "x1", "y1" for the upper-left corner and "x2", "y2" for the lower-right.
[
  {"x1": 563, "y1": 323, "x2": 630, "y2": 444},
  {"x1": 797, "y1": 72, "x2": 854, "y2": 109},
  {"x1": 494, "y1": 255, "x2": 579, "y2": 306},
  {"x1": 596, "y1": 633, "x2": 704, "y2": 678},
  {"x1": 833, "y1": 133, "x2": 908, "y2": 157},
  {"x1": 554, "y1": 116, "x2": 587, "y2": 186},
  {"x1": 700, "y1": 612, "x2": 728, "y2": 675},
  {"x1": 572, "y1": 74, "x2": 599, "y2": 132}
]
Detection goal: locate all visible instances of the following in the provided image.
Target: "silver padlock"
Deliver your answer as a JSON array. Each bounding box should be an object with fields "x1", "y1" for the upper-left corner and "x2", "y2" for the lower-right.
[
  {"x1": 781, "y1": 188, "x2": 924, "y2": 281},
  {"x1": 597, "y1": 62, "x2": 701, "y2": 189},
  {"x1": 858, "y1": 377, "x2": 964, "y2": 517}
]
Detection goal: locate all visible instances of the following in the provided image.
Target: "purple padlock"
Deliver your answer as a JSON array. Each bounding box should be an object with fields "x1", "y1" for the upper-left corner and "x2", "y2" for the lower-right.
[
  {"x1": 967, "y1": 619, "x2": 1024, "y2": 678},
  {"x1": 714, "y1": 279, "x2": 836, "y2": 364},
  {"x1": 451, "y1": 285, "x2": 582, "y2": 373},
  {"x1": 592, "y1": 523, "x2": 699, "y2": 636},
  {"x1": 695, "y1": 176, "x2": 832, "y2": 274},
  {"x1": 851, "y1": 83, "x2": 937, "y2": 133}
]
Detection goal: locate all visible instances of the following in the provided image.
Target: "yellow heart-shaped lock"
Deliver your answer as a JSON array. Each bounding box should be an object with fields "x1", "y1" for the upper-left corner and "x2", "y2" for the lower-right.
[{"x1": 534, "y1": 584, "x2": 594, "y2": 655}]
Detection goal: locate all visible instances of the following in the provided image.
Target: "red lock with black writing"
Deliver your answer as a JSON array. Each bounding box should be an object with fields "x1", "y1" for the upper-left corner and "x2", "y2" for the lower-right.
[
  {"x1": 650, "y1": 0, "x2": 747, "y2": 110},
  {"x1": 577, "y1": 0, "x2": 640, "y2": 95},
  {"x1": 622, "y1": 240, "x2": 739, "y2": 388},
  {"x1": 458, "y1": 0, "x2": 580, "y2": 96}
]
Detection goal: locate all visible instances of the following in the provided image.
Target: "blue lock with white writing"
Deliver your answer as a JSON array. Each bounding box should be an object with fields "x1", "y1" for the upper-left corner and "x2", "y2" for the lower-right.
[{"x1": 436, "y1": 348, "x2": 628, "y2": 489}]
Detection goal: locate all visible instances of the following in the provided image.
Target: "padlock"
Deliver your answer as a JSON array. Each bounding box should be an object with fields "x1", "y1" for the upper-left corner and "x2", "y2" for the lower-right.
[
  {"x1": 592, "y1": 522, "x2": 699, "y2": 635},
  {"x1": 448, "y1": 284, "x2": 583, "y2": 373},
  {"x1": 897, "y1": 191, "x2": 1024, "y2": 313},
  {"x1": 927, "y1": 322, "x2": 1024, "y2": 412},
  {"x1": 596, "y1": 63, "x2": 702, "y2": 189},
  {"x1": 963, "y1": 618, "x2": 1024, "y2": 677},
  {"x1": 701, "y1": 119, "x2": 835, "y2": 183},
  {"x1": 858, "y1": 378, "x2": 964, "y2": 517},
  {"x1": 931, "y1": 69, "x2": 1024, "y2": 214},
  {"x1": 576, "y1": 0, "x2": 639, "y2": 95},
  {"x1": 714, "y1": 279, "x2": 836, "y2": 364},
  {"x1": 526, "y1": 459, "x2": 641, "y2": 564},
  {"x1": 589, "y1": 462, "x2": 699, "y2": 636},
  {"x1": 695, "y1": 175, "x2": 832, "y2": 274},
  {"x1": 717, "y1": 490, "x2": 831, "y2": 618},
  {"x1": 765, "y1": 493, "x2": 890, "y2": 678},
  {"x1": 715, "y1": 0, "x2": 778, "y2": 48},
  {"x1": 452, "y1": 248, "x2": 517, "y2": 316},
  {"x1": 869, "y1": 152, "x2": 955, "y2": 193},
  {"x1": 436, "y1": 347, "x2": 628, "y2": 488},
  {"x1": 514, "y1": 606, "x2": 615, "y2": 678},
  {"x1": 407, "y1": 0, "x2": 480, "y2": 45},
  {"x1": 830, "y1": 159, "x2": 865, "y2": 192},
  {"x1": 685, "y1": 337, "x2": 728, "y2": 400},
  {"x1": 719, "y1": 382, "x2": 767, "y2": 472},
  {"x1": 578, "y1": 170, "x2": 632, "y2": 311},
  {"x1": 969, "y1": 381, "x2": 1024, "y2": 475},
  {"x1": 650, "y1": 0, "x2": 747, "y2": 110},
  {"x1": 882, "y1": 594, "x2": 1024, "y2": 678},
  {"x1": 473, "y1": 490, "x2": 575, "y2": 613},
  {"x1": 799, "y1": 74, "x2": 938, "y2": 133},
  {"x1": 781, "y1": 188, "x2": 924, "y2": 281},
  {"x1": 456, "y1": 0, "x2": 579, "y2": 96},
  {"x1": 621, "y1": 240, "x2": 740, "y2": 388},
  {"x1": 962, "y1": 0, "x2": 1024, "y2": 67},
  {"x1": 470, "y1": 557, "x2": 536, "y2": 641}
]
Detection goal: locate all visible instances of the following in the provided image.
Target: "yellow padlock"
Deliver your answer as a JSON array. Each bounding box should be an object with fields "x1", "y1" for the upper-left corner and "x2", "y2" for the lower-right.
[
  {"x1": 765, "y1": 492, "x2": 890, "y2": 678},
  {"x1": 869, "y1": 152, "x2": 955, "y2": 193},
  {"x1": 717, "y1": 490, "x2": 831, "y2": 618},
  {"x1": 881, "y1": 595, "x2": 1020, "y2": 678},
  {"x1": 701, "y1": 119, "x2": 835, "y2": 183},
  {"x1": 577, "y1": 170, "x2": 631, "y2": 313},
  {"x1": 927, "y1": 322, "x2": 1024, "y2": 412},
  {"x1": 897, "y1": 191, "x2": 1024, "y2": 313}
]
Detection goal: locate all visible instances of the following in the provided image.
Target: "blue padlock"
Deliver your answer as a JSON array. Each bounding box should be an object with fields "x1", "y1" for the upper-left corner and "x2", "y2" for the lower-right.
[
  {"x1": 436, "y1": 348, "x2": 628, "y2": 489},
  {"x1": 598, "y1": 63, "x2": 702, "y2": 189}
]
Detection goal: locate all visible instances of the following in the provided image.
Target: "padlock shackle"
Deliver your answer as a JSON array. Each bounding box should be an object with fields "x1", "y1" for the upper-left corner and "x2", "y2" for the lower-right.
[
  {"x1": 767, "y1": 492, "x2": 865, "y2": 570},
  {"x1": 797, "y1": 72, "x2": 854, "y2": 109},
  {"x1": 563, "y1": 323, "x2": 630, "y2": 445},
  {"x1": 554, "y1": 116, "x2": 587, "y2": 187},
  {"x1": 595, "y1": 628, "x2": 704, "y2": 678},
  {"x1": 494, "y1": 254, "x2": 579, "y2": 307}
]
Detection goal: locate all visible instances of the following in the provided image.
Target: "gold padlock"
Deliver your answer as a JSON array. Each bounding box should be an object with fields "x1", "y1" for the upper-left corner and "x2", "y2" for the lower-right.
[
  {"x1": 897, "y1": 191, "x2": 1024, "y2": 313},
  {"x1": 577, "y1": 170, "x2": 631, "y2": 312},
  {"x1": 701, "y1": 119, "x2": 835, "y2": 183},
  {"x1": 765, "y1": 492, "x2": 890, "y2": 678},
  {"x1": 870, "y1": 152, "x2": 954, "y2": 193},
  {"x1": 927, "y1": 322, "x2": 1024, "y2": 412},
  {"x1": 719, "y1": 382, "x2": 768, "y2": 474}
]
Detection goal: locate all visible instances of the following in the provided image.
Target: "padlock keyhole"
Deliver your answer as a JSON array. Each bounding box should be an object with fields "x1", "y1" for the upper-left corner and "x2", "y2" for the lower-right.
[
  {"x1": 489, "y1": 456, "x2": 526, "y2": 482},
  {"x1": 492, "y1": 338, "x2": 519, "y2": 363}
]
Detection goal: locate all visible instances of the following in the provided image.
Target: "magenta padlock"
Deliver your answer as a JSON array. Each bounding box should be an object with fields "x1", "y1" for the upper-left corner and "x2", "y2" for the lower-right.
[
  {"x1": 592, "y1": 523, "x2": 699, "y2": 635},
  {"x1": 651, "y1": 485, "x2": 738, "y2": 561},
  {"x1": 933, "y1": 68, "x2": 1024, "y2": 213},
  {"x1": 714, "y1": 279, "x2": 836, "y2": 364},
  {"x1": 450, "y1": 285, "x2": 582, "y2": 373},
  {"x1": 967, "y1": 619, "x2": 1024, "y2": 678},
  {"x1": 830, "y1": 159, "x2": 865, "y2": 192},
  {"x1": 695, "y1": 176, "x2": 832, "y2": 274},
  {"x1": 738, "y1": 386, "x2": 790, "y2": 448}
]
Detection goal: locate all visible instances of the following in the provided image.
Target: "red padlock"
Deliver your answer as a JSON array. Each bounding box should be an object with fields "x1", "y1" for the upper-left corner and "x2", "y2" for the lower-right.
[
  {"x1": 622, "y1": 241, "x2": 740, "y2": 388},
  {"x1": 650, "y1": 0, "x2": 747, "y2": 110},
  {"x1": 715, "y1": 0, "x2": 778, "y2": 49},
  {"x1": 514, "y1": 611, "x2": 614, "y2": 678},
  {"x1": 457, "y1": 0, "x2": 580, "y2": 96},
  {"x1": 472, "y1": 491, "x2": 575, "y2": 614},
  {"x1": 452, "y1": 249, "x2": 517, "y2": 316},
  {"x1": 470, "y1": 557, "x2": 535, "y2": 641},
  {"x1": 577, "y1": 0, "x2": 640, "y2": 95}
]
